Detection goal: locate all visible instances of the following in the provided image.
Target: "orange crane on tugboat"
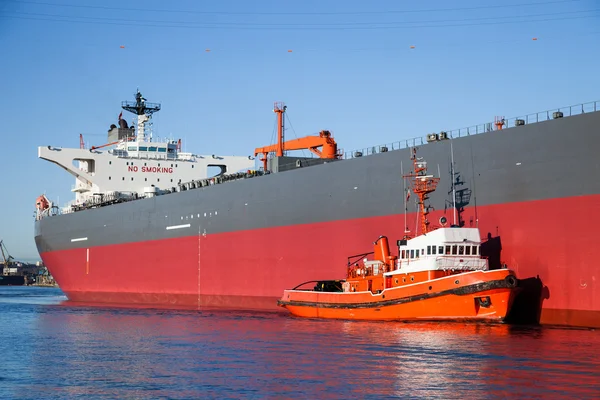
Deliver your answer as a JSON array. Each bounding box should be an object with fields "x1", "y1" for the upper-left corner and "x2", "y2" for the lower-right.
[
  {"x1": 277, "y1": 148, "x2": 521, "y2": 322},
  {"x1": 253, "y1": 102, "x2": 342, "y2": 172}
]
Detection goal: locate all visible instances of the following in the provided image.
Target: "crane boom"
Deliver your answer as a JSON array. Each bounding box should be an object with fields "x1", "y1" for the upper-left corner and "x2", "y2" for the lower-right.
[{"x1": 254, "y1": 130, "x2": 340, "y2": 171}]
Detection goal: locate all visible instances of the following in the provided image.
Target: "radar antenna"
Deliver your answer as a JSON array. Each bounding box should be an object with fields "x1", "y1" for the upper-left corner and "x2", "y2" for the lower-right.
[{"x1": 121, "y1": 90, "x2": 161, "y2": 142}]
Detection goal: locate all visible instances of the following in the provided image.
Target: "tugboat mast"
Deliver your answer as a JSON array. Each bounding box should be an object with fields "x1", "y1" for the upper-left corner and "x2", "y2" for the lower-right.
[{"x1": 404, "y1": 148, "x2": 440, "y2": 235}]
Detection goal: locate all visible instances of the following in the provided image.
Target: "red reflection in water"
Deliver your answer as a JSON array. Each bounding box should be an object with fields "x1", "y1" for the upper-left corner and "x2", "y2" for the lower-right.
[{"x1": 6, "y1": 300, "x2": 598, "y2": 399}]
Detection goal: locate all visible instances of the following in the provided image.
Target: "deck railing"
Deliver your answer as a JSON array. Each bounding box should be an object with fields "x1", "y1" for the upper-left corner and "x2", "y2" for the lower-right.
[
  {"x1": 342, "y1": 99, "x2": 599, "y2": 159},
  {"x1": 39, "y1": 99, "x2": 599, "y2": 219}
]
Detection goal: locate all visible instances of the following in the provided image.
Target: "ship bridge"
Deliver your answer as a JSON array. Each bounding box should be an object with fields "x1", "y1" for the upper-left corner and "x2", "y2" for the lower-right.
[
  {"x1": 395, "y1": 227, "x2": 487, "y2": 273},
  {"x1": 38, "y1": 90, "x2": 255, "y2": 209}
]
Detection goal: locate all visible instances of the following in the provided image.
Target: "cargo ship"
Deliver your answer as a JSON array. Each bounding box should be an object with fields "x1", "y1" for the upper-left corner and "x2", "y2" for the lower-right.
[{"x1": 34, "y1": 90, "x2": 600, "y2": 328}]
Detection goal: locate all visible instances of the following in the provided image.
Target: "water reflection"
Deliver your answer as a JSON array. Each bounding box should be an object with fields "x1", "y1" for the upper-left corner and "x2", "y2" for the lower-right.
[{"x1": 0, "y1": 288, "x2": 598, "y2": 399}]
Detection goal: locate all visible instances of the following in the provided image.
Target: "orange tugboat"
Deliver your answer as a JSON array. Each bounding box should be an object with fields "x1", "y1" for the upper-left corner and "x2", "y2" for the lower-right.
[{"x1": 277, "y1": 148, "x2": 520, "y2": 322}]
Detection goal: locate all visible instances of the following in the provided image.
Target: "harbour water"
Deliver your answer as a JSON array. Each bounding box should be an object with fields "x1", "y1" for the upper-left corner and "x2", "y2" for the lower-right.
[{"x1": 0, "y1": 286, "x2": 598, "y2": 399}]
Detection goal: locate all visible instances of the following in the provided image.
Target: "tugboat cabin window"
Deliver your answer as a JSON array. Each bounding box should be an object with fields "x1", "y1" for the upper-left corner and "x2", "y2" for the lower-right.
[
  {"x1": 452, "y1": 245, "x2": 458, "y2": 255},
  {"x1": 465, "y1": 246, "x2": 471, "y2": 255},
  {"x1": 459, "y1": 246, "x2": 464, "y2": 255},
  {"x1": 416, "y1": 249, "x2": 420, "y2": 258},
  {"x1": 401, "y1": 250, "x2": 406, "y2": 259},
  {"x1": 445, "y1": 245, "x2": 451, "y2": 255},
  {"x1": 472, "y1": 246, "x2": 478, "y2": 255},
  {"x1": 439, "y1": 246, "x2": 443, "y2": 254},
  {"x1": 410, "y1": 249, "x2": 414, "y2": 258},
  {"x1": 432, "y1": 246, "x2": 436, "y2": 255},
  {"x1": 427, "y1": 246, "x2": 431, "y2": 255}
]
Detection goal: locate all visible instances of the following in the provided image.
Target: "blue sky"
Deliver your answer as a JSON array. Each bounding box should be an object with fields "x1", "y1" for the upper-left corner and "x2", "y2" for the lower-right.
[{"x1": 1, "y1": 0, "x2": 599, "y2": 261}]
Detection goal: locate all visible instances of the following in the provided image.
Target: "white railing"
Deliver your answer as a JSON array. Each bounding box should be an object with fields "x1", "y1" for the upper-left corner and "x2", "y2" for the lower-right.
[{"x1": 435, "y1": 256, "x2": 487, "y2": 271}]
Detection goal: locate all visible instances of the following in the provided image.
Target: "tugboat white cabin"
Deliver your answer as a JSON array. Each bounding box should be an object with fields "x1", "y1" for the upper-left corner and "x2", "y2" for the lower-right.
[{"x1": 395, "y1": 227, "x2": 487, "y2": 274}]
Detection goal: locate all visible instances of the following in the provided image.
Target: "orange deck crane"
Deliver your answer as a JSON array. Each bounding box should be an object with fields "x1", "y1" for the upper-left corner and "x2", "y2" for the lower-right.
[{"x1": 254, "y1": 102, "x2": 341, "y2": 171}]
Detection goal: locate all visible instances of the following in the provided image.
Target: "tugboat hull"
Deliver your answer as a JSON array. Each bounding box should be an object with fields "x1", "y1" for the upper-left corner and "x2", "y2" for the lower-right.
[{"x1": 278, "y1": 270, "x2": 519, "y2": 322}]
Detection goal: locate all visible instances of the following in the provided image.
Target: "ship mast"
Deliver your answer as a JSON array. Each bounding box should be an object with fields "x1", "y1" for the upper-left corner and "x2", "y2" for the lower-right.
[
  {"x1": 121, "y1": 90, "x2": 161, "y2": 142},
  {"x1": 403, "y1": 148, "x2": 440, "y2": 235},
  {"x1": 274, "y1": 101, "x2": 287, "y2": 157}
]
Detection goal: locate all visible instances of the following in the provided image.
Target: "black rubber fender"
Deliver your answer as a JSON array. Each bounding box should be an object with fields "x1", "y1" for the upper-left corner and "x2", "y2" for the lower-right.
[{"x1": 505, "y1": 275, "x2": 518, "y2": 288}]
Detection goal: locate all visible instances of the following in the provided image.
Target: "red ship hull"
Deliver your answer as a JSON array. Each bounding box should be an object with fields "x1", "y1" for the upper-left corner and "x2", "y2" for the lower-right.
[{"x1": 40, "y1": 194, "x2": 600, "y2": 328}]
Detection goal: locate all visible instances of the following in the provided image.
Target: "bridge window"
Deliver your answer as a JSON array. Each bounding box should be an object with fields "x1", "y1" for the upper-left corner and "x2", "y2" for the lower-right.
[
  {"x1": 445, "y1": 245, "x2": 450, "y2": 255},
  {"x1": 401, "y1": 250, "x2": 405, "y2": 259},
  {"x1": 158, "y1": 148, "x2": 166, "y2": 152},
  {"x1": 410, "y1": 249, "x2": 414, "y2": 258},
  {"x1": 472, "y1": 246, "x2": 478, "y2": 255},
  {"x1": 465, "y1": 246, "x2": 471, "y2": 255},
  {"x1": 432, "y1": 246, "x2": 436, "y2": 255},
  {"x1": 416, "y1": 249, "x2": 420, "y2": 258},
  {"x1": 438, "y1": 246, "x2": 443, "y2": 254},
  {"x1": 459, "y1": 246, "x2": 464, "y2": 255},
  {"x1": 149, "y1": 147, "x2": 157, "y2": 151},
  {"x1": 139, "y1": 147, "x2": 148, "y2": 151},
  {"x1": 427, "y1": 246, "x2": 431, "y2": 255},
  {"x1": 452, "y1": 245, "x2": 458, "y2": 255}
]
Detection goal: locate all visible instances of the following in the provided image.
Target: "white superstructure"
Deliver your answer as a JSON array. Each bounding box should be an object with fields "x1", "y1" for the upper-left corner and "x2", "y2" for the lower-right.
[
  {"x1": 394, "y1": 227, "x2": 488, "y2": 273},
  {"x1": 37, "y1": 90, "x2": 255, "y2": 213}
]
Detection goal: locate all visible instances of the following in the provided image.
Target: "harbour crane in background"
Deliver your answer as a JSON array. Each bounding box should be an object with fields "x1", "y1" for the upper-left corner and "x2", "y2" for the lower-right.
[{"x1": 1, "y1": 240, "x2": 15, "y2": 276}]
